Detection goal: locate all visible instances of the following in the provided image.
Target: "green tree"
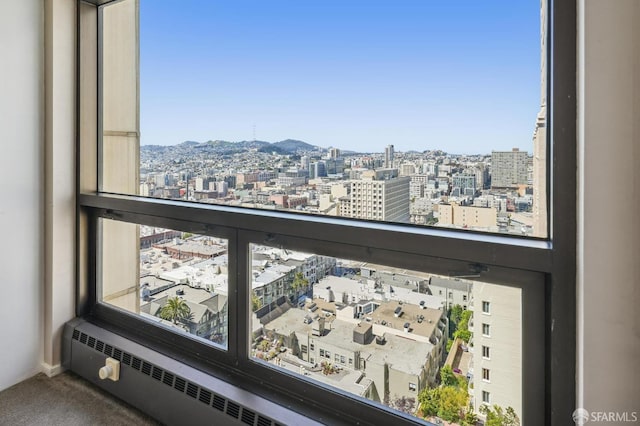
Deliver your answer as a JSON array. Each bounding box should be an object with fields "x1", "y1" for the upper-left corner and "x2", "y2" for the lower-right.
[
  {"x1": 291, "y1": 272, "x2": 309, "y2": 295},
  {"x1": 450, "y1": 304, "x2": 463, "y2": 326},
  {"x1": 418, "y1": 387, "x2": 440, "y2": 417},
  {"x1": 436, "y1": 385, "x2": 468, "y2": 423},
  {"x1": 321, "y1": 361, "x2": 336, "y2": 375},
  {"x1": 462, "y1": 411, "x2": 479, "y2": 426},
  {"x1": 446, "y1": 339, "x2": 454, "y2": 352},
  {"x1": 480, "y1": 405, "x2": 520, "y2": 426},
  {"x1": 453, "y1": 329, "x2": 472, "y2": 343},
  {"x1": 258, "y1": 339, "x2": 270, "y2": 352},
  {"x1": 440, "y1": 365, "x2": 458, "y2": 387},
  {"x1": 458, "y1": 309, "x2": 473, "y2": 331},
  {"x1": 160, "y1": 297, "x2": 192, "y2": 324},
  {"x1": 251, "y1": 291, "x2": 262, "y2": 312}
]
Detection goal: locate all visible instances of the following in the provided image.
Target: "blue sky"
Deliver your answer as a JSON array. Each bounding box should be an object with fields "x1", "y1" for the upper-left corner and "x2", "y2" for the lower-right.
[{"x1": 140, "y1": 1, "x2": 542, "y2": 154}]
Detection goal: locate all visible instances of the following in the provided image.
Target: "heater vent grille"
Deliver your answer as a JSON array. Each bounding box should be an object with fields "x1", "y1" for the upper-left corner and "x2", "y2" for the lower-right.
[
  {"x1": 257, "y1": 416, "x2": 272, "y2": 426},
  {"x1": 151, "y1": 366, "x2": 163, "y2": 381},
  {"x1": 241, "y1": 407, "x2": 256, "y2": 425},
  {"x1": 212, "y1": 394, "x2": 226, "y2": 411},
  {"x1": 186, "y1": 382, "x2": 198, "y2": 399},
  {"x1": 198, "y1": 389, "x2": 212, "y2": 405},
  {"x1": 227, "y1": 401, "x2": 240, "y2": 419},
  {"x1": 174, "y1": 377, "x2": 186, "y2": 393},
  {"x1": 162, "y1": 372, "x2": 174, "y2": 387},
  {"x1": 72, "y1": 330, "x2": 278, "y2": 426}
]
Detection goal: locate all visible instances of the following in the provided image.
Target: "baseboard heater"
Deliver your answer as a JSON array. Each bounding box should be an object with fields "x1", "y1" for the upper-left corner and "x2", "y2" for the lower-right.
[{"x1": 62, "y1": 318, "x2": 321, "y2": 426}]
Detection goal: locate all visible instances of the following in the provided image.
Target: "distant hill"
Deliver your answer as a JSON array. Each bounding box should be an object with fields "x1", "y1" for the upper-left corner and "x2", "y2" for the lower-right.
[
  {"x1": 257, "y1": 145, "x2": 289, "y2": 155},
  {"x1": 204, "y1": 139, "x2": 271, "y2": 150},
  {"x1": 272, "y1": 139, "x2": 317, "y2": 152},
  {"x1": 141, "y1": 138, "x2": 323, "y2": 155}
]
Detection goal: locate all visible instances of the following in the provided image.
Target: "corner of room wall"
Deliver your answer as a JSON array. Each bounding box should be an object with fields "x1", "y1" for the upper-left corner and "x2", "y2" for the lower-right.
[
  {"x1": 578, "y1": 0, "x2": 640, "y2": 419},
  {"x1": 0, "y1": 0, "x2": 45, "y2": 391},
  {"x1": 42, "y1": 0, "x2": 77, "y2": 375}
]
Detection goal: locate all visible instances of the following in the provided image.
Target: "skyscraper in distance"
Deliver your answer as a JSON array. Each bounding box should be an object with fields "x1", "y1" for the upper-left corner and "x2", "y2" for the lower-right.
[
  {"x1": 532, "y1": 0, "x2": 548, "y2": 237},
  {"x1": 384, "y1": 144, "x2": 394, "y2": 168}
]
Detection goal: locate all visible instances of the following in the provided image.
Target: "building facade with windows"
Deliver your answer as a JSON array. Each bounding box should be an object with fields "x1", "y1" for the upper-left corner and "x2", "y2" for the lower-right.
[
  {"x1": 491, "y1": 149, "x2": 529, "y2": 189},
  {"x1": 345, "y1": 171, "x2": 410, "y2": 222},
  {"x1": 470, "y1": 283, "x2": 522, "y2": 420}
]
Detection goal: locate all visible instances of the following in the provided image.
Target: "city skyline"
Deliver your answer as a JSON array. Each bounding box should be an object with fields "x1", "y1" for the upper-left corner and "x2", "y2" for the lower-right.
[{"x1": 140, "y1": 1, "x2": 542, "y2": 154}]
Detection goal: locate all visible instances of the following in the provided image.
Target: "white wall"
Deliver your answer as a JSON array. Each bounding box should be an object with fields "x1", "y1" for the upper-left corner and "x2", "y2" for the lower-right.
[
  {"x1": 579, "y1": 0, "x2": 640, "y2": 417},
  {"x1": 0, "y1": 0, "x2": 44, "y2": 391}
]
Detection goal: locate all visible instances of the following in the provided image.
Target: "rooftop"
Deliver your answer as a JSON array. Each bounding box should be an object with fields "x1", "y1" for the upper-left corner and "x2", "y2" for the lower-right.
[
  {"x1": 142, "y1": 284, "x2": 219, "y2": 305},
  {"x1": 262, "y1": 307, "x2": 435, "y2": 377},
  {"x1": 369, "y1": 300, "x2": 443, "y2": 339},
  {"x1": 429, "y1": 276, "x2": 473, "y2": 293}
]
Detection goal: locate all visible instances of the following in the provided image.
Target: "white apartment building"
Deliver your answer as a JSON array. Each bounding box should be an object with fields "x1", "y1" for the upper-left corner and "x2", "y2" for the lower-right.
[
  {"x1": 346, "y1": 174, "x2": 410, "y2": 222},
  {"x1": 469, "y1": 282, "x2": 522, "y2": 421},
  {"x1": 428, "y1": 276, "x2": 523, "y2": 421},
  {"x1": 409, "y1": 181, "x2": 424, "y2": 199},
  {"x1": 429, "y1": 277, "x2": 472, "y2": 310}
]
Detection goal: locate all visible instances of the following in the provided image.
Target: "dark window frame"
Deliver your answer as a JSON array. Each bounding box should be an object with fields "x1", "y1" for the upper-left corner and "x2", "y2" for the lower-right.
[{"x1": 76, "y1": 1, "x2": 576, "y2": 425}]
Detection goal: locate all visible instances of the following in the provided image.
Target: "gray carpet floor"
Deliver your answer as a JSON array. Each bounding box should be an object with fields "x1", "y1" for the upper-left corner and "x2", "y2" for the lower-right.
[{"x1": 0, "y1": 372, "x2": 162, "y2": 426}]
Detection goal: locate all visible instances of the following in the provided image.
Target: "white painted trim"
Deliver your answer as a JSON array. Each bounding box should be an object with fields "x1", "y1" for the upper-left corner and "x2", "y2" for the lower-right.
[{"x1": 41, "y1": 362, "x2": 65, "y2": 378}]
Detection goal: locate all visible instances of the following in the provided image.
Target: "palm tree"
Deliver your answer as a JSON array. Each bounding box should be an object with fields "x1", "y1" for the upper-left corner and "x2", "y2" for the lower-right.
[{"x1": 160, "y1": 297, "x2": 192, "y2": 325}]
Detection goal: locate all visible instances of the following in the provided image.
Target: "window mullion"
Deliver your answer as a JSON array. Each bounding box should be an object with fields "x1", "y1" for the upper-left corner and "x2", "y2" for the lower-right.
[{"x1": 80, "y1": 193, "x2": 554, "y2": 274}]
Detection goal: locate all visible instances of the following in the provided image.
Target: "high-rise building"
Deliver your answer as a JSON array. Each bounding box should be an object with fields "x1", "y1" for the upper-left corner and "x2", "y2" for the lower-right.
[
  {"x1": 400, "y1": 162, "x2": 416, "y2": 176},
  {"x1": 345, "y1": 170, "x2": 410, "y2": 222},
  {"x1": 532, "y1": 0, "x2": 548, "y2": 237},
  {"x1": 409, "y1": 181, "x2": 424, "y2": 199},
  {"x1": 310, "y1": 161, "x2": 327, "y2": 179},
  {"x1": 301, "y1": 155, "x2": 310, "y2": 170},
  {"x1": 384, "y1": 144, "x2": 394, "y2": 168},
  {"x1": 325, "y1": 158, "x2": 345, "y2": 175},
  {"x1": 452, "y1": 174, "x2": 477, "y2": 194},
  {"x1": 470, "y1": 283, "x2": 522, "y2": 422},
  {"x1": 195, "y1": 177, "x2": 211, "y2": 191},
  {"x1": 329, "y1": 148, "x2": 341, "y2": 159},
  {"x1": 490, "y1": 149, "x2": 529, "y2": 188}
]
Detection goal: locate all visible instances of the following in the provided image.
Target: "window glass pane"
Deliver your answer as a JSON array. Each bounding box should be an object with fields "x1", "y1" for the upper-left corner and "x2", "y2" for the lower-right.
[
  {"x1": 100, "y1": 219, "x2": 229, "y2": 349},
  {"x1": 249, "y1": 244, "x2": 523, "y2": 422},
  {"x1": 101, "y1": 0, "x2": 549, "y2": 238}
]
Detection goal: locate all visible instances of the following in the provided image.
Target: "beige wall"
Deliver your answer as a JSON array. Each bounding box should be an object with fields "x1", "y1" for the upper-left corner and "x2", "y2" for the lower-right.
[
  {"x1": 101, "y1": 0, "x2": 139, "y2": 194},
  {"x1": 452, "y1": 204, "x2": 496, "y2": 229},
  {"x1": 579, "y1": 0, "x2": 640, "y2": 417},
  {"x1": 99, "y1": 0, "x2": 140, "y2": 313},
  {"x1": 43, "y1": 0, "x2": 76, "y2": 376},
  {"x1": 437, "y1": 204, "x2": 497, "y2": 229}
]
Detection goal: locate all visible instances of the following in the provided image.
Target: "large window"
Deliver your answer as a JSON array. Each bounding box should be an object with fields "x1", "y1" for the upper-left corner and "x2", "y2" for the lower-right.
[
  {"x1": 104, "y1": 0, "x2": 550, "y2": 239},
  {"x1": 78, "y1": 1, "x2": 576, "y2": 425}
]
